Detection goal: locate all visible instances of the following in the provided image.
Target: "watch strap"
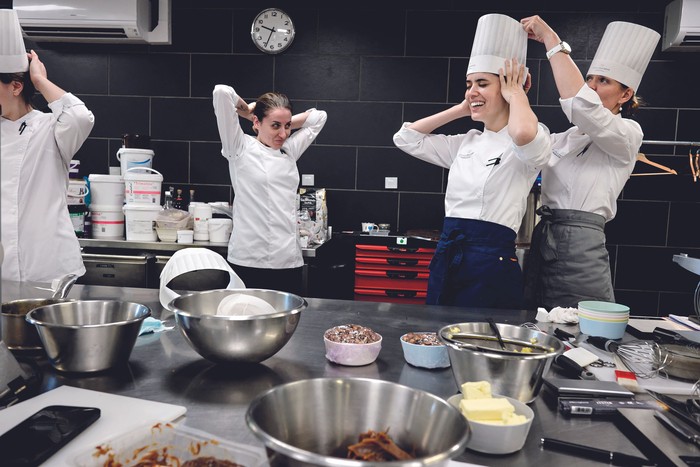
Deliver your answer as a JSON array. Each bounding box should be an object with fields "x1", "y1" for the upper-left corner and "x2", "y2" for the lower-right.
[{"x1": 546, "y1": 41, "x2": 569, "y2": 59}]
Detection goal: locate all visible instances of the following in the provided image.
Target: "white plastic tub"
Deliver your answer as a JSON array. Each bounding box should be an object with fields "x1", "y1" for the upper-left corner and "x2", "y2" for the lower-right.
[
  {"x1": 88, "y1": 174, "x2": 124, "y2": 207},
  {"x1": 67, "y1": 179, "x2": 89, "y2": 206},
  {"x1": 208, "y1": 218, "x2": 233, "y2": 243},
  {"x1": 124, "y1": 167, "x2": 163, "y2": 205},
  {"x1": 123, "y1": 203, "x2": 160, "y2": 241},
  {"x1": 116, "y1": 147, "x2": 154, "y2": 175},
  {"x1": 90, "y1": 204, "x2": 125, "y2": 239}
]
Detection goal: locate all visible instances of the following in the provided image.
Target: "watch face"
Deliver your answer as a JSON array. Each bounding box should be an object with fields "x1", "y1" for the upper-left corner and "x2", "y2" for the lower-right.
[{"x1": 251, "y1": 8, "x2": 295, "y2": 54}]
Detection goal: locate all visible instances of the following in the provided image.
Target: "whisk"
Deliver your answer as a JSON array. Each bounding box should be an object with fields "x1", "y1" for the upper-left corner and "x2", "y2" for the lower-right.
[{"x1": 588, "y1": 337, "x2": 670, "y2": 379}]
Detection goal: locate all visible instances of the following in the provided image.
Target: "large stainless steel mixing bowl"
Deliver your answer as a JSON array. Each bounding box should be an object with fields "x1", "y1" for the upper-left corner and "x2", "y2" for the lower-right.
[
  {"x1": 168, "y1": 289, "x2": 306, "y2": 364},
  {"x1": 1, "y1": 298, "x2": 73, "y2": 350},
  {"x1": 25, "y1": 300, "x2": 151, "y2": 372},
  {"x1": 246, "y1": 377, "x2": 469, "y2": 467},
  {"x1": 439, "y1": 322, "x2": 564, "y2": 403}
]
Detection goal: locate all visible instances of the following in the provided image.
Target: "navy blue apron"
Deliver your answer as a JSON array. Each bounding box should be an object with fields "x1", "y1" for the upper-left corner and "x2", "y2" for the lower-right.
[
  {"x1": 523, "y1": 206, "x2": 613, "y2": 309},
  {"x1": 426, "y1": 217, "x2": 523, "y2": 308}
]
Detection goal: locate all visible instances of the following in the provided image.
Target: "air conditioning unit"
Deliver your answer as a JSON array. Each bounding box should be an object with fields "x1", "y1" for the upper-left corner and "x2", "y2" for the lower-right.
[
  {"x1": 663, "y1": 0, "x2": 700, "y2": 51},
  {"x1": 15, "y1": 0, "x2": 171, "y2": 44}
]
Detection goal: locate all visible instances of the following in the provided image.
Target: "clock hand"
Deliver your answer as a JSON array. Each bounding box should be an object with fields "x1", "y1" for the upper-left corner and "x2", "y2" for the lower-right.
[
  {"x1": 264, "y1": 28, "x2": 274, "y2": 46},
  {"x1": 260, "y1": 25, "x2": 275, "y2": 32}
]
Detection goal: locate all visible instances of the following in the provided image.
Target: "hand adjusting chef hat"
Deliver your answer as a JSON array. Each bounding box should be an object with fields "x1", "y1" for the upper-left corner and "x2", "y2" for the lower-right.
[
  {"x1": 0, "y1": 9, "x2": 28, "y2": 73},
  {"x1": 467, "y1": 13, "x2": 528, "y2": 84},
  {"x1": 587, "y1": 21, "x2": 660, "y2": 92}
]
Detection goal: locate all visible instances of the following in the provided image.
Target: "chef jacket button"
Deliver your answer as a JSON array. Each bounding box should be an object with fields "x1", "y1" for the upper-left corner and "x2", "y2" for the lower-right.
[{"x1": 499, "y1": 256, "x2": 503, "y2": 261}]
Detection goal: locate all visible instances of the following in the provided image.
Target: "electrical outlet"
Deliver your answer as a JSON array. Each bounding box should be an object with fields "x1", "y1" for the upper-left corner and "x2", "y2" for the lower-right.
[
  {"x1": 302, "y1": 174, "x2": 315, "y2": 186},
  {"x1": 385, "y1": 177, "x2": 398, "y2": 189}
]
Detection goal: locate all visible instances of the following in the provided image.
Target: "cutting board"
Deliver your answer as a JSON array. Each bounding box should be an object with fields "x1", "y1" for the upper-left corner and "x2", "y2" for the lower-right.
[{"x1": 0, "y1": 385, "x2": 187, "y2": 466}]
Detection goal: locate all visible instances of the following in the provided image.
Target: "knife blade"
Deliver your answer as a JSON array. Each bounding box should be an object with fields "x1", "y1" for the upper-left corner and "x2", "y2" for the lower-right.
[
  {"x1": 647, "y1": 389, "x2": 700, "y2": 432},
  {"x1": 654, "y1": 410, "x2": 700, "y2": 446}
]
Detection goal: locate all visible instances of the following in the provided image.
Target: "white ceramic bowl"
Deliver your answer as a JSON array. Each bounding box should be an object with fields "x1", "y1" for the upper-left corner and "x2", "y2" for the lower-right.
[
  {"x1": 447, "y1": 394, "x2": 534, "y2": 454},
  {"x1": 400, "y1": 332, "x2": 450, "y2": 369},
  {"x1": 323, "y1": 325, "x2": 382, "y2": 366}
]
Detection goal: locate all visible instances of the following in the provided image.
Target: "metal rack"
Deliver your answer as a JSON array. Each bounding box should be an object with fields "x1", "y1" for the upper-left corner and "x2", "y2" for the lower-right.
[{"x1": 642, "y1": 140, "x2": 700, "y2": 147}]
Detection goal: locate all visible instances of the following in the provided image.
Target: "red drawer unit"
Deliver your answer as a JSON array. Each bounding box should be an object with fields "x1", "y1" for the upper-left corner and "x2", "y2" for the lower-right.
[{"x1": 354, "y1": 243, "x2": 435, "y2": 305}]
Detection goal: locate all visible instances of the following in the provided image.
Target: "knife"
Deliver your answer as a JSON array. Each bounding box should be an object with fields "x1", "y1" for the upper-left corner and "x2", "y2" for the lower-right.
[
  {"x1": 654, "y1": 410, "x2": 700, "y2": 446},
  {"x1": 647, "y1": 389, "x2": 700, "y2": 432}
]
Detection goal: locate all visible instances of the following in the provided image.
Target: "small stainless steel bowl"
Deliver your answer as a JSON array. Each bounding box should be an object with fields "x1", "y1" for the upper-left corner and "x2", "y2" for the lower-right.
[
  {"x1": 1, "y1": 298, "x2": 73, "y2": 350},
  {"x1": 439, "y1": 322, "x2": 564, "y2": 403},
  {"x1": 246, "y1": 377, "x2": 469, "y2": 466},
  {"x1": 169, "y1": 289, "x2": 306, "y2": 364},
  {"x1": 25, "y1": 300, "x2": 151, "y2": 372}
]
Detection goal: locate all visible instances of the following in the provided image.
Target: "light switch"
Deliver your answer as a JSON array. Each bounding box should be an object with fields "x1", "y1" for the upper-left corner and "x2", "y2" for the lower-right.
[
  {"x1": 302, "y1": 174, "x2": 315, "y2": 186},
  {"x1": 385, "y1": 177, "x2": 398, "y2": 189}
]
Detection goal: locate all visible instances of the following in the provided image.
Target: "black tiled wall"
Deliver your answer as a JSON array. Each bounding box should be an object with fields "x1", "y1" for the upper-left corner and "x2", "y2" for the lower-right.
[{"x1": 30, "y1": 1, "x2": 700, "y2": 315}]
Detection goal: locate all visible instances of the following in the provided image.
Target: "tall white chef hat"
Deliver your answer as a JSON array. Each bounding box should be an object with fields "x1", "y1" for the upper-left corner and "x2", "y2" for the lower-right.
[
  {"x1": 0, "y1": 9, "x2": 28, "y2": 73},
  {"x1": 587, "y1": 21, "x2": 660, "y2": 92},
  {"x1": 467, "y1": 13, "x2": 528, "y2": 83}
]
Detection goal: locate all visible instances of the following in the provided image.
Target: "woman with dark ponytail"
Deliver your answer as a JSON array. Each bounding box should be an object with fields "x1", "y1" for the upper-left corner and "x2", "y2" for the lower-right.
[{"x1": 213, "y1": 84, "x2": 326, "y2": 294}]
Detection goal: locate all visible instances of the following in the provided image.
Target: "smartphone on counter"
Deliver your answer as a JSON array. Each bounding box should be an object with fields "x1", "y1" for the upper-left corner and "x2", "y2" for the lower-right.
[{"x1": 0, "y1": 405, "x2": 100, "y2": 466}]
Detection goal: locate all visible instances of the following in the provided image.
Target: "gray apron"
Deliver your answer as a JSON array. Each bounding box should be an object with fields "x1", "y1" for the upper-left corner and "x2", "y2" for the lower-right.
[{"x1": 523, "y1": 206, "x2": 614, "y2": 309}]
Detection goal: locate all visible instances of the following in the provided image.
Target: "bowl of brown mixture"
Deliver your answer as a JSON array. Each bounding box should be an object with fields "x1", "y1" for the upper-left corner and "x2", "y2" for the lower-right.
[{"x1": 245, "y1": 377, "x2": 469, "y2": 466}]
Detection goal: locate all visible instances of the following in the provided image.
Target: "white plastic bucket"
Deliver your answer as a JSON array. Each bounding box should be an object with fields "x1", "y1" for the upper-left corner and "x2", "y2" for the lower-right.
[
  {"x1": 88, "y1": 174, "x2": 124, "y2": 207},
  {"x1": 193, "y1": 203, "x2": 212, "y2": 241},
  {"x1": 67, "y1": 180, "x2": 89, "y2": 205},
  {"x1": 117, "y1": 147, "x2": 154, "y2": 175},
  {"x1": 124, "y1": 167, "x2": 163, "y2": 205},
  {"x1": 123, "y1": 203, "x2": 160, "y2": 241},
  {"x1": 90, "y1": 204, "x2": 125, "y2": 239},
  {"x1": 208, "y1": 218, "x2": 232, "y2": 243}
]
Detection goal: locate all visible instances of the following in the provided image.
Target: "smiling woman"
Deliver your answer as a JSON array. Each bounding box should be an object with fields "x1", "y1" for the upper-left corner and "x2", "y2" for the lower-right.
[
  {"x1": 392, "y1": 13, "x2": 551, "y2": 309},
  {"x1": 212, "y1": 84, "x2": 327, "y2": 294}
]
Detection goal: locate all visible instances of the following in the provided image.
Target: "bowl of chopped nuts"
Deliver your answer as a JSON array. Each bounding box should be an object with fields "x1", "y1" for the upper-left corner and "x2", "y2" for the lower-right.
[
  {"x1": 323, "y1": 324, "x2": 382, "y2": 366},
  {"x1": 400, "y1": 332, "x2": 450, "y2": 369}
]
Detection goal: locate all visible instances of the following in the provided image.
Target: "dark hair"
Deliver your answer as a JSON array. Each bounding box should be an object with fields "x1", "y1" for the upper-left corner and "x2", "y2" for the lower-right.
[
  {"x1": 253, "y1": 92, "x2": 292, "y2": 122},
  {"x1": 620, "y1": 88, "x2": 642, "y2": 118},
  {"x1": 0, "y1": 72, "x2": 35, "y2": 106}
]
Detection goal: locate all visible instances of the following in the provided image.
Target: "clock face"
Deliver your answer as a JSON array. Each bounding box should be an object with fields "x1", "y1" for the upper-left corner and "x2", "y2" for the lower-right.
[{"x1": 251, "y1": 8, "x2": 295, "y2": 54}]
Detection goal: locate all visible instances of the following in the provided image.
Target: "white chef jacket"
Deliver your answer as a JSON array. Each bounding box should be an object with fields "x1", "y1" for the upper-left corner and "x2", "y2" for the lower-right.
[
  {"x1": 212, "y1": 85, "x2": 327, "y2": 269},
  {"x1": 1, "y1": 93, "x2": 95, "y2": 283},
  {"x1": 393, "y1": 123, "x2": 551, "y2": 232},
  {"x1": 543, "y1": 84, "x2": 642, "y2": 222}
]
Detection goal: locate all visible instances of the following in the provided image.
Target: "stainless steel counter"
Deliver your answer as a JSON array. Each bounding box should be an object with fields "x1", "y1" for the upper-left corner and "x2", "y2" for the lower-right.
[{"x1": 1, "y1": 281, "x2": 647, "y2": 466}]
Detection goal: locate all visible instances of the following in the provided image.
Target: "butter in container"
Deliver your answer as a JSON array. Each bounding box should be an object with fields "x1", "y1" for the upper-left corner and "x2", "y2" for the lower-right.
[{"x1": 73, "y1": 422, "x2": 266, "y2": 467}]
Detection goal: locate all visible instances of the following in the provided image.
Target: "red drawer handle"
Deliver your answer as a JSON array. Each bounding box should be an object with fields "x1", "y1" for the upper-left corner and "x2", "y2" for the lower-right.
[
  {"x1": 386, "y1": 271, "x2": 418, "y2": 279},
  {"x1": 388, "y1": 246, "x2": 418, "y2": 253},
  {"x1": 386, "y1": 290, "x2": 417, "y2": 298},
  {"x1": 387, "y1": 258, "x2": 418, "y2": 266}
]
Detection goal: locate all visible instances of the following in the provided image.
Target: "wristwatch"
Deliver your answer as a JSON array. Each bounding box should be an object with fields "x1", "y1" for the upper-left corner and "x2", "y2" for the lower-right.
[{"x1": 546, "y1": 41, "x2": 571, "y2": 59}]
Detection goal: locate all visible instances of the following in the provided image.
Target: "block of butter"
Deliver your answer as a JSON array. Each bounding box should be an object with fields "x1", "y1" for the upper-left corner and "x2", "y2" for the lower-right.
[
  {"x1": 459, "y1": 398, "x2": 514, "y2": 422},
  {"x1": 460, "y1": 381, "x2": 492, "y2": 400}
]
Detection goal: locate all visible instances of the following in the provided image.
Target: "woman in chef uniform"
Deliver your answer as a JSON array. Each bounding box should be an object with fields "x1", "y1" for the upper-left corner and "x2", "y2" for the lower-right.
[
  {"x1": 520, "y1": 16, "x2": 660, "y2": 309},
  {"x1": 393, "y1": 14, "x2": 551, "y2": 308},
  {"x1": 0, "y1": 10, "x2": 94, "y2": 283},
  {"x1": 212, "y1": 85, "x2": 327, "y2": 295}
]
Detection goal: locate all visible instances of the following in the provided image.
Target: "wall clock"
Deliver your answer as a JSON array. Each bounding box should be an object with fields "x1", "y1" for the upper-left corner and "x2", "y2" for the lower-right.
[{"x1": 251, "y1": 8, "x2": 295, "y2": 54}]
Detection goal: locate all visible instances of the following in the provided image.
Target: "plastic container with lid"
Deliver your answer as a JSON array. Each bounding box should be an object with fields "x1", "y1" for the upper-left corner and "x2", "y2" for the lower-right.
[
  {"x1": 117, "y1": 147, "x2": 154, "y2": 175},
  {"x1": 124, "y1": 167, "x2": 163, "y2": 205},
  {"x1": 88, "y1": 174, "x2": 124, "y2": 207},
  {"x1": 123, "y1": 203, "x2": 160, "y2": 241}
]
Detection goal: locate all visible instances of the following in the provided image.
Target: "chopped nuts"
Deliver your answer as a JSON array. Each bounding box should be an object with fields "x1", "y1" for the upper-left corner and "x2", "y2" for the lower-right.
[
  {"x1": 402, "y1": 332, "x2": 444, "y2": 346},
  {"x1": 325, "y1": 324, "x2": 381, "y2": 344}
]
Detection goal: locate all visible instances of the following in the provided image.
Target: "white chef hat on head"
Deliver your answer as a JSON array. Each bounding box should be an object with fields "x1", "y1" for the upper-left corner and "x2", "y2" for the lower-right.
[
  {"x1": 587, "y1": 21, "x2": 660, "y2": 92},
  {"x1": 467, "y1": 13, "x2": 528, "y2": 84},
  {"x1": 0, "y1": 9, "x2": 28, "y2": 73}
]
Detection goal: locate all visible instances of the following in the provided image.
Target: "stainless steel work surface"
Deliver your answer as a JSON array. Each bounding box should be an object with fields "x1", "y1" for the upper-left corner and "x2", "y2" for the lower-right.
[{"x1": 0, "y1": 280, "x2": 647, "y2": 466}]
